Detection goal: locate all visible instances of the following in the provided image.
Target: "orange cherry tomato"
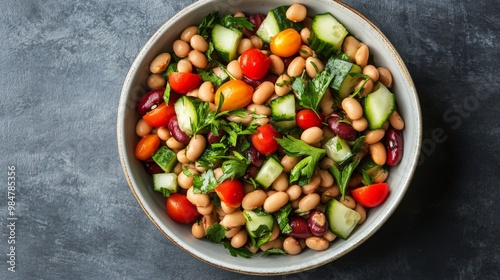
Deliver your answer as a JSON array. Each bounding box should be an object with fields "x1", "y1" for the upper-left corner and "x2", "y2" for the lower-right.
[
  {"x1": 215, "y1": 179, "x2": 245, "y2": 208},
  {"x1": 270, "y1": 28, "x2": 302, "y2": 57},
  {"x1": 142, "y1": 101, "x2": 176, "y2": 128},
  {"x1": 214, "y1": 80, "x2": 254, "y2": 111},
  {"x1": 134, "y1": 134, "x2": 160, "y2": 160},
  {"x1": 351, "y1": 183, "x2": 389, "y2": 208}
]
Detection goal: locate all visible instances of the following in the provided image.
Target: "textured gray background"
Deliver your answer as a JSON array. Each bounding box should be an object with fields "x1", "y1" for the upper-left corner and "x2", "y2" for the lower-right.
[{"x1": 1, "y1": 0, "x2": 499, "y2": 279}]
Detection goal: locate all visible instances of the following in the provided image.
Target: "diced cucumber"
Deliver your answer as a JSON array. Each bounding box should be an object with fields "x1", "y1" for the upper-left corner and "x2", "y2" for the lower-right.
[
  {"x1": 153, "y1": 173, "x2": 178, "y2": 197},
  {"x1": 364, "y1": 83, "x2": 395, "y2": 130},
  {"x1": 152, "y1": 146, "x2": 178, "y2": 173},
  {"x1": 325, "y1": 198, "x2": 361, "y2": 239},
  {"x1": 326, "y1": 58, "x2": 362, "y2": 99},
  {"x1": 324, "y1": 136, "x2": 352, "y2": 163},
  {"x1": 256, "y1": 6, "x2": 303, "y2": 43},
  {"x1": 272, "y1": 120, "x2": 297, "y2": 132},
  {"x1": 212, "y1": 24, "x2": 243, "y2": 62},
  {"x1": 174, "y1": 96, "x2": 199, "y2": 135},
  {"x1": 308, "y1": 13, "x2": 348, "y2": 58},
  {"x1": 270, "y1": 93, "x2": 296, "y2": 122},
  {"x1": 255, "y1": 157, "x2": 284, "y2": 188},
  {"x1": 243, "y1": 209, "x2": 274, "y2": 238}
]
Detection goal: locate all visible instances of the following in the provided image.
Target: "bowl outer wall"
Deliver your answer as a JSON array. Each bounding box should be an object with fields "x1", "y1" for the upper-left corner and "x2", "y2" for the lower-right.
[{"x1": 117, "y1": 0, "x2": 422, "y2": 275}]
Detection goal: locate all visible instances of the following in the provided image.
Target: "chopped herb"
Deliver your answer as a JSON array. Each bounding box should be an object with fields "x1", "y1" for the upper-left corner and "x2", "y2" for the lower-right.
[
  {"x1": 261, "y1": 248, "x2": 287, "y2": 256},
  {"x1": 292, "y1": 68, "x2": 335, "y2": 114},
  {"x1": 329, "y1": 158, "x2": 361, "y2": 200},
  {"x1": 223, "y1": 242, "x2": 254, "y2": 258},
  {"x1": 198, "y1": 68, "x2": 225, "y2": 87},
  {"x1": 221, "y1": 14, "x2": 254, "y2": 30},
  {"x1": 217, "y1": 151, "x2": 250, "y2": 182},
  {"x1": 273, "y1": 204, "x2": 292, "y2": 235},
  {"x1": 198, "y1": 12, "x2": 220, "y2": 40},
  {"x1": 193, "y1": 169, "x2": 218, "y2": 194},
  {"x1": 205, "y1": 223, "x2": 226, "y2": 243}
]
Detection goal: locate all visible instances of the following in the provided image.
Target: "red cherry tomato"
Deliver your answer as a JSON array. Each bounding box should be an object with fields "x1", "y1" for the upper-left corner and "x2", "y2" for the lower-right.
[
  {"x1": 296, "y1": 109, "x2": 323, "y2": 130},
  {"x1": 239, "y1": 48, "x2": 271, "y2": 80},
  {"x1": 215, "y1": 179, "x2": 245, "y2": 208},
  {"x1": 351, "y1": 183, "x2": 389, "y2": 208},
  {"x1": 166, "y1": 193, "x2": 200, "y2": 223},
  {"x1": 168, "y1": 72, "x2": 202, "y2": 94},
  {"x1": 251, "y1": 124, "x2": 281, "y2": 155},
  {"x1": 142, "y1": 100, "x2": 176, "y2": 128}
]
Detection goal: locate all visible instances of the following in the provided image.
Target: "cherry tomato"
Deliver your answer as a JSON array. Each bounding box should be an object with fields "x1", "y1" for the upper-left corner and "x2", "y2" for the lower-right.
[
  {"x1": 214, "y1": 80, "x2": 254, "y2": 111},
  {"x1": 142, "y1": 100, "x2": 176, "y2": 128},
  {"x1": 270, "y1": 28, "x2": 302, "y2": 58},
  {"x1": 166, "y1": 193, "x2": 200, "y2": 224},
  {"x1": 296, "y1": 109, "x2": 323, "y2": 130},
  {"x1": 351, "y1": 183, "x2": 389, "y2": 208},
  {"x1": 215, "y1": 179, "x2": 245, "y2": 208},
  {"x1": 239, "y1": 48, "x2": 271, "y2": 80},
  {"x1": 251, "y1": 124, "x2": 281, "y2": 155},
  {"x1": 168, "y1": 72, "x2": 202, "y2": 94},
  {"x1": 134, "y1": 134, "x2": 160, "y2": 160}
]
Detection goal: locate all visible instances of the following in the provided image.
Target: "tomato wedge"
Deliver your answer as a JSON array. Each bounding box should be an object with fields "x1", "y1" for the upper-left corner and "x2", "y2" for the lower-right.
[
  {"x1": 168, "y1": 72, "x2": 202, "y2": 94},
  {"x1": 351, "y1": 183, "x2": 389, "y2": 208},
  {"x1": 142, "y1": 100, "x2": 176, "y2": 128},
  {"x1": 166, "y1": 193, "x2": 200, "y2": 224},
  {"x1": 251, "y1": 124, "x2": 281, "y2": 155},
  {"x1": 215, "y1": 179, "x2": 245, "y2": 208}
]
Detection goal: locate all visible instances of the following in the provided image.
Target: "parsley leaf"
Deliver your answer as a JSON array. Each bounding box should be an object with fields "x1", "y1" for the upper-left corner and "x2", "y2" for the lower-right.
[
  {"x1": 261, "y1": 248, "x2": 287, "y2": 256},
  {"x1": 198, "y1": 12, "x2": 220, "y2": 40},
  {"x1": 197, "y1": 68, "x2": 225, "y2": 87},
  {"x1": 249, "y1": 224, "x2": 273, "y2": 248},
  {"x1": 196, "y1": 145, "x2": 227, "y2": 169},
  {"x1": 329, "y1": 158, "x2": 361, "y2": 200},
  {"x1": 205, "y1": 223, "x2": 226, "y2": 243},
  {"x1": 163, "y1": 63, "x2": 177, "y2": 104},
  {"x1": 273, "y1": 204, "x2": 292, "y2": 235},
  {"x1": 223, "y1": 242, "x2": 254, "y2": 258},
  {"x1": 217, "y1": 151, "x2": 250, "y2": 182},
  {"x1": 292, "y1": 68, "x2": 335, "y2": 114},
  {"x1": 193, "y1": 169, "x2": 218, "y2": 194},
  {"x1": 221, "y1": 14, "x2": 254, "y2": 30},
  {"x1": 275, "y1": 136, "x2": 327, "y2": 185}
]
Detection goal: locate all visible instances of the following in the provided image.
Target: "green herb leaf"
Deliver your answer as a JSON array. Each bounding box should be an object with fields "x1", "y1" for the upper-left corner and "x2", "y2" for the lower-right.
[
  {"x1": 273, "y1": 204, "x2": 292, "y2": 235},
  {"x1": 329, "y1": 158, "x2": 361, "y2": 200},
  {"x1": 275, "y1": 135, "x2": 326, "y2": 158},
  {"x1": 261, "y1": 248, "x2": 287, "y2": 256},
  {"x1": 196, "y1": 145, "x2": 227, "y2": 169},
  {"x1": 198, "y1": 12, "x2": 220, "y2": 40},
  {"x1": 291, "y1": 68, "x2": 335, "y2": 114},
  {"x1": 223, "y1": 242, "x2": 254, "y2": 258},
  {"x1": 193, "y1": 169, "x2": 219, "y2": 194},
  {"x1": 221, "y1": 14, "x2": 254, "y2": 30},
  {"x1": 249, "y1": 224, "x2": 273, "y2": 248},
  {"x1": 198, "y1": 68, "x2": 225, "y2": 87},
  {"x1": 205, "y1": 223, "x2": 227, "y2": 243},
  {"x1": 217, "y1": 151, "x2": 250, "y2": 182}
]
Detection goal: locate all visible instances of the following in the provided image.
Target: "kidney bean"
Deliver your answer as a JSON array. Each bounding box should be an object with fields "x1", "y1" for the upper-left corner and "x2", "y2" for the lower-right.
[
  {"x1": 308, "y1": 210, "x2": 327, "y2": 236},
  {"x1": 242, "y1": 73, "x2": 278, "y2": 88},
  {"x1": 247, "y1": 146, "x2": 265, "y2": 167},
  {"x1": 144, "y1": 161, "x2": 163, "y2": 174},
  {"x1": 386, "y1": 127, "x2": 404, "y2": 166},
  {"x1": 326, "y1": 114, "x2": 357, "y2": 141},
  {"x1": 289, "y1": 216, "x2": 312, "y2": 239},
  {"x1": 242, "y1": 14, "x2": 266, "y2": 38},
  {"x1": 136, "y1": 88, "x2": 165, "y2": 115},
  {"x1": 207, "y1": 130, "x2": 226, "y2": 144},
  {"x1": 167, "y1": 116, "x2": 190, "y2": 144}
]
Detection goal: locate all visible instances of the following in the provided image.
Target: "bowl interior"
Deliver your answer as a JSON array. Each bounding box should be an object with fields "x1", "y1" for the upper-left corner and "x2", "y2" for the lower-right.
[{"x1": 117, "y1": 0, "x2": 421, "y2": 275}]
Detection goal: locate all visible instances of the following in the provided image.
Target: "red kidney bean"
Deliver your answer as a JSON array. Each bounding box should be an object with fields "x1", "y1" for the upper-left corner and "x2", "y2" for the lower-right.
[
  {"x1": 136, "y1": 88, "x2": 165, "y2": 115},
  {"x1": 386, "y1": 127, "x2": 403, "y2": 166},
  {"x1": 308, "y1": 210, "x2": 327, "y2": 236},
  {"x1": 282, "y1": 55, "x2": 298, "y2": 69},
  {"x1": 242, "y1": 73, "x2": 278, "y2": 88},
  {"x1": 144, "y1": 161, "x2": 163, "y2": 174},
  {"x1": 289, "y1": 216, "x2": 312, "y2": 239},
  {"x1": 167, "y1": 116, "x2": 190, "y2": 144},
  {"x1": 326, "y1": 114, "x2": 357, "y2": 141},
  {"x1": 207, "y1": 130, "x2": 226, "y2": 144},
  {"x1": 247, "y1": 146, "x2": 265, "y2": 167},
  {"x1": 242, "y1": 14, "x2": 266, "y2": 38}
]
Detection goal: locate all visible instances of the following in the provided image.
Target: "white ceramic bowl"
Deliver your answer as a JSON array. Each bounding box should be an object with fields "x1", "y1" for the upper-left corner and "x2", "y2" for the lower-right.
[{"x1": 117, "y1": 0, "x2": 421, "y2": 275}]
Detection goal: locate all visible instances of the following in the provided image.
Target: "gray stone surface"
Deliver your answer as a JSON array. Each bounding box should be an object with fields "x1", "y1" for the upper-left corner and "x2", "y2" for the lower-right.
[{"x1": 1, "y1": 0, "x2": 499, "y2": 279}]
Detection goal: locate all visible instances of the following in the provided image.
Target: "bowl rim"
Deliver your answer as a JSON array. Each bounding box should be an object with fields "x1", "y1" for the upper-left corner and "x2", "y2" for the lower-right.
[{"x1": 117, "y1": 0, "x2": 422, "y2": 275}]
